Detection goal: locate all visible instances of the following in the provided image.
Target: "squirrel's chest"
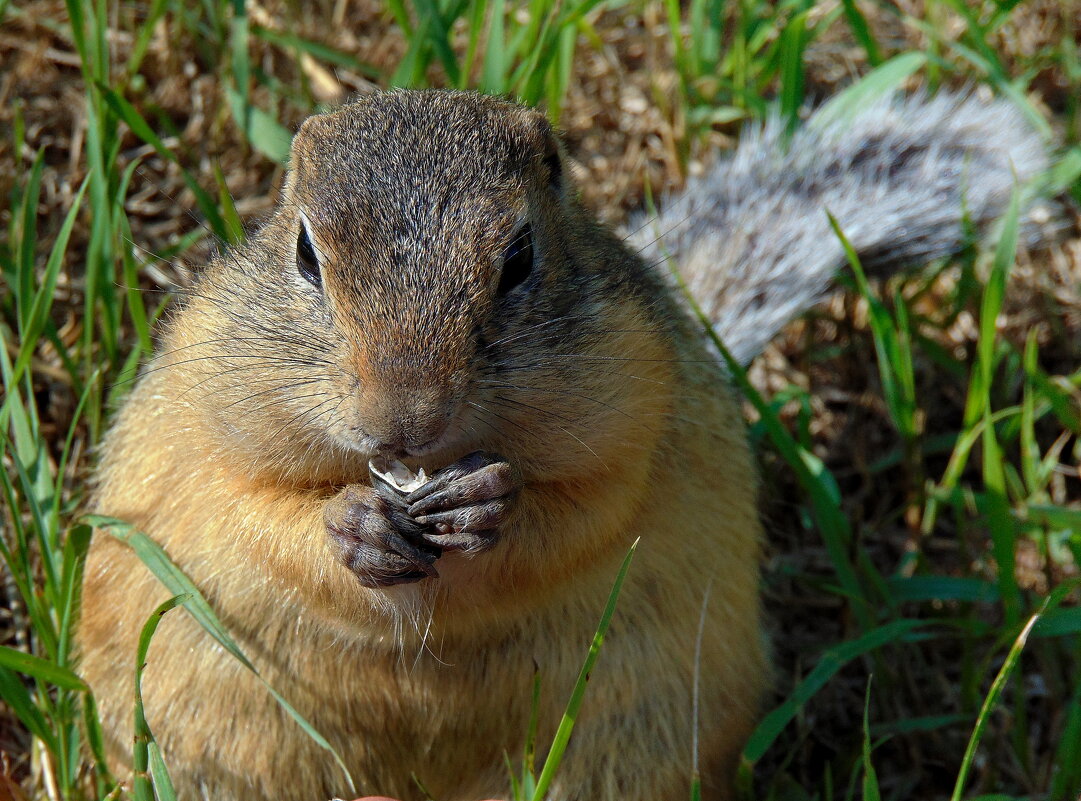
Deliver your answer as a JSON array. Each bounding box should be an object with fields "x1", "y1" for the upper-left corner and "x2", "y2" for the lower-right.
[{"x1": 259, "y1": 624, "x2": 575, "y2": 797}]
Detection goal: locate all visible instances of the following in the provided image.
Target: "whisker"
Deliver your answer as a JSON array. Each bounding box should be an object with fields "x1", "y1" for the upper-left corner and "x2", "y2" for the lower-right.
[
  {"x1": 129, "y1": 352, "x2": 332, "y2": 384},
  {"x1": 479, "y1": 380, "x2": 650, "y2": 431},
  {"x1": 237, "y1": 387, "x2": 329, "y2": 415},
  {"x1": 152, "y1": 335, "x2": 334, "y2": 362},
  {"x1": 484, "y1": 392, "x2": 578, "y2": 425},
  {"x1": 267, "y1": 394, "x2": 344, "y2": 442},
  {"x1": 514, "y1": 353, "x2": 713, "y2": 365},
  {"x1": 495, "y1": 361, "x2": 667, "y2": 385},
  {"x1": 463, "y1": 400, "x2": 545, "y2": 447},
  {"x1": 483, "y1": 314, "x2": 593, "y2": 350},
  {"x1": 491, "y1": 327, "x2": 667, "y2": 352},
  {"x1": 625, "y1": 210, "x2": 697, "y2": 262},
  {"x1": 486, "y1": 395, "x2": 607, "y2": 469}
]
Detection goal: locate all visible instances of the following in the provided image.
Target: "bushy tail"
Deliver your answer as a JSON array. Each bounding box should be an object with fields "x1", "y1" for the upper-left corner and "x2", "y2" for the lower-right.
[{"x1": 632, "y1": 92, "x2": 1054, "y2": 365}]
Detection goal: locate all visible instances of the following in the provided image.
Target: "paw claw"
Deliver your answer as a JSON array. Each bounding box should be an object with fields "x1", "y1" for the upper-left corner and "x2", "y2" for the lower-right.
[
  {"x1": 403, "y1": 453, "x2": 520, "y2": 553},
  {"x1": 325, "y1": 486, "x2": 441, "y2": 588}
]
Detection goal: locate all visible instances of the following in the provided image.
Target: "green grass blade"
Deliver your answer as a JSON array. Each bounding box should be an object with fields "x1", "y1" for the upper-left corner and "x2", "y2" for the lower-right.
[
  {"x1": 1024, "y1": 504, "x2": 1081, "y2": 531},
  {"x1": 98, "y1": 87, "x2": 229, "y2": 238},
  {"x1": 125, "y1": 0, "x2": 170, "y2": 76},
  {"x1": 6, "y1": 437, "x2": 61, "y2": 610},
  {"x1": 214, "y1": 164, "x2": 245, "y2": 245},
  {"x1": 225, "y1": 86, "x2": 293, "y2": 164},
  {"x1": 1050, "y1": 642, "x2": 1081, "y2": 799},
  {"x1": 658, "y1": 234, "x2": 880, "y2": 625},
  {"x1": 0, "y1": 665, "x2": 60, "y2": 754},
  {"x1": 828, "y1": 212, "x2": 917, "y2": 440},
  {"x1": 1021, "y1": 362, "x2": 1081, "y2": 434},
  {"x1": 81, "y1": 690, "x2": 113, "y2": 789},
  {"x1": 0, "y1": 471, "x2": 36, "y2": 629},
  {"x1": 665, "y1": 0, "x2": 687, "y2": 88},
  {"x1": 980, "y1": 188, "x2": 1022, "y2": 625},
  {"x1": 693, "y1": 311, "x2": 871, "y2": 626},
  {"x1": 510, "y1": 8, "x2": 558, "y2": 104},
  {"x1": 840, "y1": 0, "x2": 881, "y2": 66},
  {"x1": 148, "y1": 742, "x2": 178, "y2": 801},
  {"x1": 970, "y1": 187, "x2": 1020, "y2": 423},
  {"x1": 1034, "y1": 607, "x2": 1081, "y2": 638},
  {"x1": 15, "y1": 149, "x2": 44, "y2": 328},
  {"x1": 57, "y1": 524, "x2": 93, "y2": 666},
  {"x1": 936, "y1": 0, "x2": 1007, "y2": 80},
  {"x1": 903, "y1": 15, "x2": 1052, "y2": 139},
  {"x1": 133, "y1": 595, "x2": 189, "y2": 801},
  {"x1": 1019, "y1": 332, "x2": 1040, "y2": 493},
  {"x1": 229, "y1": 0, "x2": 250, "y2": 129},
  {"x1": 921, "y1": 407, "x2": 1020, "y2": 534},
  {"x1": 89, "y1": 516, "x2": 255, "y2": 668},
  {"x1": 811, "y1": 52, "x2": 926, "y2": 131},
  {"x1": 0, "y1": 645, "x2": 87, "y2": 692},
  {"x1": 949, "y1": 612, "x2": 1040, "y2": 801},
  {"x1": 869, "y1": 713, "x2": 972, "y2": 737},
  {"x1": 391, "y1": 17, "x2": 432, "y2": 88},
  {"x1": 117, "y1": 212, "x2": 154, "y2": 357},
  {"x1": 411, "y1": 0, "x2": 461, "y2": 85},
  {"x1": 252, "y1": 25, "x2": 380, "y2": 77},
  {"x1": 89, "y1": 515, "x2": 356, "y2": 793},
  {"x1": 982, "y1": 406, "x2": 1020, "y2": 625},
  {"x1": 861, "y1": 681, "x2": 881, "y2": 801},
  {"x1": 778, "y1": 10, "x2": 808, "y2": 130},
  {"x1": 11, "y1": 176, "x2": 89, "y2": 389},
  {"x1": 741, "y1": 620, "x2": 928, "y2": 767},
  {"x1": 885, "y1": 576, "x2": 999, "y2": 604},
  {"x1": 545, "y1": 23, "x2": 576, "y2": 123},
  {"x1": 505, "y1": 752, "x2": 522, "y2": 801},
  {"x1": 479, "y1": 0, "x2": 507, "y2": 93},
  {"x1": 385, "y1": 0, "x2": 414, "y2": 37},
  {"x1": 460, "y1": 0, "x2": 483, "y2": 87},
  {"x1": 530, "y1": 538, "x2": 639, "y2": 801}
]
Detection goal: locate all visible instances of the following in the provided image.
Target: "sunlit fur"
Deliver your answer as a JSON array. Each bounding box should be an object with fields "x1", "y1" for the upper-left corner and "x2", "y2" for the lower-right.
[
  {"x1": 79, "y1": 90, "x2": 764, "y2": 801},
  {"x1": 78, "y1": 88, "x2": 1048, "y2": 801}
]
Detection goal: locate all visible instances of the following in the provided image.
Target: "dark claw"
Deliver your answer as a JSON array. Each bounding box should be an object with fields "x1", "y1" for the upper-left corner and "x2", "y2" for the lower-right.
[
  {"x1": 333, "y1": 452, "x2": 520, "y2": 578},
  {"x1": 404, "y1": 451, "x2": 497, "y2": 505},
  {"x1": 414, "y1": 499, "x2": 508, "y2": 532},
  {"x1": 407, "y1": 455, "x2": 518, "y2": 516},
  {"x1": 325, "y1": 487, "x2": 441, "y2": 588},
  {"x1": 399, "y1": 451, "x2": 520, "y2": 554},
  {"x1": 418, "y1": 529, "x2": 499, "y2": 554}
]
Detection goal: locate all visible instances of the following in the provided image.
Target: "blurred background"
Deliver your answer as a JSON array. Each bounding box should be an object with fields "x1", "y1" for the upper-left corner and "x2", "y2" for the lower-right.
[{"x1": 1, "y1": 1, "x2": 1080, "y2": 799}]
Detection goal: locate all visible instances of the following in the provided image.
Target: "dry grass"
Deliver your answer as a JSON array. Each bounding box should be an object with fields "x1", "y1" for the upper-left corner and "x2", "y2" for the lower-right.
[{"x1": 2, "y1": 0, "x2": 1080, "y2": 799}]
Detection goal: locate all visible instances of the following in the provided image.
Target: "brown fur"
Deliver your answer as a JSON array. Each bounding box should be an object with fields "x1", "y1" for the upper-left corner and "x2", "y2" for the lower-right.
[{"x1": 78, "y1": 90, "x2": 767, "y2": 800}]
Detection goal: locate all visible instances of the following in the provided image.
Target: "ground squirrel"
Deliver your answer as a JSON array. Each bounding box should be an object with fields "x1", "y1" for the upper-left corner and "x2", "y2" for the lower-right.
[{"x1": 77, "y1": 89, "x2": 1048, "y2": 800}]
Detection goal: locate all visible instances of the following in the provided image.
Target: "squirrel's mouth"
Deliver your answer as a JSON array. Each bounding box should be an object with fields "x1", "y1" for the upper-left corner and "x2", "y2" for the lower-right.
[
  {"x1": 391, "y1": 418, "x2": 469, "y2": 462},
  {"x1": 339, "y1": 408, "x2": 472, "y2": 465}
]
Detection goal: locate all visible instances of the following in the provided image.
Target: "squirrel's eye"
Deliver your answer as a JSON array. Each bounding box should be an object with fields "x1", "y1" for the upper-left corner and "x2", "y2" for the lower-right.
[
  {"x1": 297, "y1": 224, "x2": 321, "y2": 287},
  {"x1": 497, "y1": 224, "x2": 533, "y2": 296}
]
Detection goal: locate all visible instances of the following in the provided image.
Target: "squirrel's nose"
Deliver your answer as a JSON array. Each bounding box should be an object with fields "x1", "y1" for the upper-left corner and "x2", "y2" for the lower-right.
[
  {"x1": 356, "y1": 383, "x2": 453, "y2": 456},
  {"x1": 370, "y1": 414, "x2": 450, "y2": 456},
  {"x1": 351, "y1": 344, "x2": 469, "y2": 455}
]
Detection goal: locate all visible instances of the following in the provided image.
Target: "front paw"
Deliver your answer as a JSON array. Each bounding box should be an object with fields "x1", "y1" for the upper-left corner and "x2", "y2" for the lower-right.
[
  {"x1": 324, "y1": 486, "x2": 441, "y2": 588},
  {"x1": 404, "y1": 451, "x2": 522, "y2": 554}
]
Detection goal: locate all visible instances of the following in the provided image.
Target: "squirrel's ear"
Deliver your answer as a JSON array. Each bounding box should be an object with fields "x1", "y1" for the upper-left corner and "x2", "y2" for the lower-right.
[
  {"x1": 542, "y1": 135, "x2": 564, "y2": 194},
  {"x1": 290, "y1": 113, "x2": 331, "y2": 164},
  {"x1": 284, "y1": 112, "x2": 340, "y2": 200},
  {"x1": 518, "y1": 110, "x2": 565, "y2": 196}
]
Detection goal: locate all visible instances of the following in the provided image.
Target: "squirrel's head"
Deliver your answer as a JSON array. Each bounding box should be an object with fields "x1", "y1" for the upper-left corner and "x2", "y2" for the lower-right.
[{"x1": 178, "y1": 90, "x2": 674, "y2": 483}]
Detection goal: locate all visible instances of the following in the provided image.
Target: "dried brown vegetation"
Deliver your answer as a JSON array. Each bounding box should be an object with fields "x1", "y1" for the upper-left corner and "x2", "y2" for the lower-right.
[{"x1": 2, "y1": 0, "x2": 1081, "y2": 798}]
